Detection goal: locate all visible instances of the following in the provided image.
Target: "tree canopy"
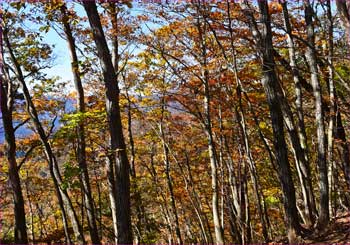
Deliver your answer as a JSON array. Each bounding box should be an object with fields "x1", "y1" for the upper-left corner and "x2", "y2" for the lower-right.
[{"x1": 1, "y1": 1, "x2": 350, "y2": 244}]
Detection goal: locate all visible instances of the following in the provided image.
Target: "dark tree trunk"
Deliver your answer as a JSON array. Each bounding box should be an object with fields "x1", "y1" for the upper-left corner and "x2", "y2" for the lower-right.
[
  {"x1": 82, "y1": 1, "x2": 132, "y2": 243},
  {"x1": 3, "y1": 27, "x2": 83, "y2": 244},
  {"x1": 0, "y1": 73, "x2": 28, "y2": 244},
  {"x1": 1, "y1": 16, "x2": 28, "y2": 244},
  {"x1": 242, "y1": 0, "x2": 301, "y2": 242},
  {"x1": 60, "y1": 4, "x2": 100, "y2": 244}
]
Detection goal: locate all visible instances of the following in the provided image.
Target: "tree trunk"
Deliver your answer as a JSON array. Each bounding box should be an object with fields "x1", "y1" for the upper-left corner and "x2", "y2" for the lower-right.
[
  {"x1": 203, "y1": 80, "x2": 224, "y2": 244},
  {"x1": 0, "y1": 73, "x2": 28, "y2": 244},
  {"x1": 3, "y1": 28, "x2": 83, "y2": 244},
  {"x1": 82, "y1": 1, "x2": 132, "y2": 243},
  {"x1": 25, "y1": 171, "x2": 35, "y2": 243},
  {"x1": 242, "y1": 1, "x2": 301, "y2": 242},
  {"x1": 335, "y1": 110, "x2": 350, "y2": 192},
  {"x1": 196, "y1": 10, "x2": 224, "y2": 242},
  {"x1": 335, "y1": 0, "x2": 350, "y2": 195},
  {"x1": 280, "y1": 1, "x2": 316, "y2": 225},
  {"x1": 236, "y1": 87, "x2": 269, "y2": 242},
  {"x1": 126, "y1": 88, "x2": 144, "y2": 244},
  {"x1": 304, "y1": 0, "x2": 329, "y2": 227},
  {"x1": 60, "y1": 4, "x2": 100, "y2": 244},
  {"x1": 159, "y1": 103, "x2": 183, "y2": 245},
  {"x1": 336, "y1": 0, "x2": 350, "y2": 46},
  {"x1": 325, "y1": 0, "x2": 336, "y2": 218}
]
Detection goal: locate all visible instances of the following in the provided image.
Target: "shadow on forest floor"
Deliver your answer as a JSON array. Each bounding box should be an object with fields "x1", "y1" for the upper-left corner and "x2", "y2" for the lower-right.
[{"x1": 302, "y1": 211, "x2": 350, "y2": 244}]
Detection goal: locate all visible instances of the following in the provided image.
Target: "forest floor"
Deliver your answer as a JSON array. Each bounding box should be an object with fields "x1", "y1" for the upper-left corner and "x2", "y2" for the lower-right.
[{"x1": 302, "y1": 211, "x2": 350, "y2": 244}]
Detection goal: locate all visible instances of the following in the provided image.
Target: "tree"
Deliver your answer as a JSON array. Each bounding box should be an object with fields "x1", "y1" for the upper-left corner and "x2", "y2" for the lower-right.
[
  {"x1": 242, "y1": 1, "x2": 301, "y2": 242},
  {"x1": 82, "y1": 1, "x2": 132, "y2": 243},
  {"x1": 304, "y1": 0, "x2": 329, "y2": 227},
  {"x1": 59, "y1": 3, "x2": 100, "y2": 243},
  {"x1": 1, "y1": 13, "x2": 28, "y2": 242}
]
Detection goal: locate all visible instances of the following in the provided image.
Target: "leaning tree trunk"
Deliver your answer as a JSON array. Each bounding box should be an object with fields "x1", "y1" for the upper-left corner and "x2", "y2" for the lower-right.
[
  {"x1": 242, "y1": 0, "x2": 301, "y2": 242},
  {"x1": 3, "y1": 28, "x2": 84, "y2": 244},
  {"x1": 82, "y1": 1, "x2": 132, "y2": 243},
  {"x1": 60, "y1": 4, "x2": 100, "y2": 244},
  {"x1": 304, "y1": 0, "x2": 329, "y2": 227}
]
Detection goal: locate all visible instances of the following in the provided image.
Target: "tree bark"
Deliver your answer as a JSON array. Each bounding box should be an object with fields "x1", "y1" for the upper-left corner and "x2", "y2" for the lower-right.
[
  {"x1": 159, "y1": 102, "x2": 183, "y2": 245},
  {"x1": 242, "y1": 1, "x2": 301, "y2": 242},
  {"x1": 280, "y1": 1, "x2": 316, "y2": 225},
  {"x1": 0, "y1": 64, "x2": 28, "y2": 244},
  {"x1": 325, "y1": 0, "x2": 336, "y2": 218},
  {"x1": 3, "y1": 27, "x2": 84, "y2": 244},
  {"x1": 82, "y1": 1, "x2": 132, "y2": 243},
  {"x1": 335, "y1": 0, "x2": 350, "y2": 193},
  {"x1": 304, "y1": 0, "x2": 329, "y2": 227},
  {"x1": 336, "y1": 0, "x2": 350, "y2": 46},
  {"x1": 60, "y1": 4, "x2": 100, "y2": 244}
]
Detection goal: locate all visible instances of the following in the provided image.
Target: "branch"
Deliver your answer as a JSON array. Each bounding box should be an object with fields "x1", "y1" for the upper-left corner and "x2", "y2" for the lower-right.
[
  {"x1": 17, "y1": 142, "x2": 41, "y2": 170},
  {"x1": 46, "y1": 115, "x2": 58, "y2": 139},
  {"x1": 13, "y1": 118, "x2": 30, "y2": 132}
]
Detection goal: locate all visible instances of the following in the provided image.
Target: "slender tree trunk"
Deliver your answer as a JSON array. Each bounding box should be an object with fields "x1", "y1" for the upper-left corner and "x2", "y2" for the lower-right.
[
  {"x1": 182, "y1": 155, "x2": 210, "y2": 244},
  {"x1": 184, "y1": 151, "x2": 214, "y2": 244},
  {"x1": 325, "y1": 0, "x2": 336, "y2": 218},
  {"x1": 242, "y1": 1, "x2": 301, "y2": 242},
  {"x1": 159, "y1": 99, "x2": 183, "y2": 244},
  {"x1": 126, "y1": 88, "x2": 144, "y2": 244},
  {"x1": 196, "y1": 12, "x2": 224, "y2": 242},
  {"x1": 280, "y1": 1, "x2": 316, "y2": 225},
  {"x1": 60, "y1": 4, "x2": 100, "y2": 244},
  {"x1": 236, "y1": 87, "x2": 269, "y2": 242},
  {"x1": 335, "y1": 110, "x2": 350, "y2": 192},
  {"x1": 3, "y1": 28, "x2": 84, "y2": 244},
  {"x1": 148, "y1": 147, "x2": 175, "y2": 244},
  {"x1": 304, "y1": 0, "x2": 329, "y2": 227},
  {"x1": 203, "y1": 81, "x2": 224, "y2": 244},
  {"x1": 25, "y1": 171, "x2": 35, "y2": 243},
  {"x1": 159, "y1": 118, "x2": 183, "y2": 244},
  {"x1": 82, "y1": 1, "x2": 132, "y2": 243},
  {"x1": 334, "y1": 0, "x2": 350, "y2": 196}
]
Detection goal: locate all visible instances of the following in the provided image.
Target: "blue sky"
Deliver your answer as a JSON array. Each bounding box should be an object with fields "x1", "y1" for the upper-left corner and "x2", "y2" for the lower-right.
[{"x1": 41, "y1": 2, "x2": 87, "y2": 90}]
